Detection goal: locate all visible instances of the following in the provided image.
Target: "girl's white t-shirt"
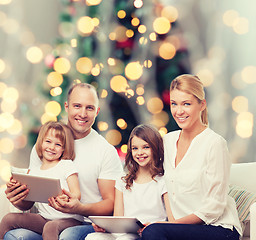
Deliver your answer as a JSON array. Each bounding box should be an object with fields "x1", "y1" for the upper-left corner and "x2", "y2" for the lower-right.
[
  {"x1": 29, "y1": 160, "x2": 83, "y2": 221},
  {"x1": 115, "y1": 175, "x2": 167, "y2": 224}
]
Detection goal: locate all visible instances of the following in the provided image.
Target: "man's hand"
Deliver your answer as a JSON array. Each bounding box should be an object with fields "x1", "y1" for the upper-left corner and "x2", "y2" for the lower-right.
[
  {"x1": 48, "y1": 188, "x2": 81, "y2": 214},
  {"x1": 5, "y1": 177, "x2": 33, "y2": 210}
]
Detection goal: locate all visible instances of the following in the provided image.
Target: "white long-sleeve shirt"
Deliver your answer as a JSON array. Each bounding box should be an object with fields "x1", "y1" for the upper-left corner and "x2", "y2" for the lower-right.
[{"x1": 163, "y1": 128, "x2": 242, "y2": 235}]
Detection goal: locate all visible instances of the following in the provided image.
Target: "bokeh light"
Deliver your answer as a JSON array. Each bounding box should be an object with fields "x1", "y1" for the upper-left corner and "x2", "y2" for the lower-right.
[
  {"x1": 110, "y1": 75, "x2": 129, "y2": 93},
  {"x1": 53, "y1": 57, "x2": 71, "y2": 74},
  {"x1": 106, "y1": 129, "x2": 122, "y2": 146},
  {"x1": 232, "y1": 96, "x2": 248, "y2": 113},
  {"x1": 153, "y1": 17, "x2": 171, "y2": 35},
  {"x1": 125, "y1": 62, "x2": 143, "y2": 80},
  {"x1": 47, "y1": 71, "x2": 63, "y2": 87},
  {"x1": 76, "y1": 57, "x2": 93, "y2": 74},
  {"x1": 26, "y1": 46, "x2": 43, "y2": 64},
  {"x1": 147, "y1": 97, "x2": 164, "y2": 114},
  {"x1": 45, "y1": 101, "x2": 61, "y2": 116}
]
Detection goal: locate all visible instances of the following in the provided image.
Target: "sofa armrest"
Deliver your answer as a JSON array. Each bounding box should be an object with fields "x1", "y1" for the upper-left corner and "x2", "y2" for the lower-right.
[{"x1": 250, "y1": 202, "x2": 256, "y2": 240}]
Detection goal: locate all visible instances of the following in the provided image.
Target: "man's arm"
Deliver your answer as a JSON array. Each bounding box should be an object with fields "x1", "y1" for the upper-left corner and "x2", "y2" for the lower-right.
[{"x1": 48, "y1": 179, "x2": 115, "y2": 216}]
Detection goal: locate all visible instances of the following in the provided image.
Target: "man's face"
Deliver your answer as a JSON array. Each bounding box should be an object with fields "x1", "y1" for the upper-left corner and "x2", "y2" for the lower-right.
[{"x1": 65, "y1": 86, "x2": 100, "y2": 139}]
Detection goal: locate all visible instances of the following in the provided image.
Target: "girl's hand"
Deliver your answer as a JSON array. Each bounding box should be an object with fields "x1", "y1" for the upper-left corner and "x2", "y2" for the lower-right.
[
  {"x1": 57, "y1": 193, "x2": 69, "y2": 203},
  {"x1": 137, "y1": 222, "x2": 149, "y2": 236},
  {"x1": 92, "y1": 223, "x2": 106, "y2": 233}
]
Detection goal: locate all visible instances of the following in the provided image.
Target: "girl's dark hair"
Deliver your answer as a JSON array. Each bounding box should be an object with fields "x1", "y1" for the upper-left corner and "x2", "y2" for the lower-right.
[
  {"x1": 35, "y1": 121, "x2": 75, "y2": 161},
  {"x1": 122, "y1": 124, "x2": 164, "y2": 190}
]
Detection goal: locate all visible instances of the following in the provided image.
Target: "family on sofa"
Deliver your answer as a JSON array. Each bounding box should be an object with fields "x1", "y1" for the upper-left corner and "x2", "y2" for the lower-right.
[{"x1": 0, "y1": 75, "x2": 246, "y2": 240}]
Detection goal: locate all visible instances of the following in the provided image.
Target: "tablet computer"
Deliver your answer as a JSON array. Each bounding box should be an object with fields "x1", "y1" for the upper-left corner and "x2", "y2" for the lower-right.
[
  {"x1": 88, "y1": 216, "x2": 144, "y2": 233},
  {"x1": 12, "y1": 172, "x2": 62, "y2": 203}
]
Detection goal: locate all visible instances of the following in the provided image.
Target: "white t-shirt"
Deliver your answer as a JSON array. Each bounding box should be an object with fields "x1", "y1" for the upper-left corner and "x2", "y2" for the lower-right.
[
  {"x1": 29, "y1": 160, "x2": 83, "y2": 221},
  {"x1": 163, "y1": 128, "x2": 242, "y2": 235},
  {"x1": 115, "y1": 175, "x2": 167, "y2": 224},
  {"x1": 30, "y1": 129, "x2": 123, "y2": 222}
]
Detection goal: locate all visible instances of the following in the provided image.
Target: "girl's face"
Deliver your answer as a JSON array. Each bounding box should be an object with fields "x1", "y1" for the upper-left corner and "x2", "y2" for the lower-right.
[
  {"x1": 170, "y1": 89, "x2": 206, "y2": 131},
  {"x1": 131, "y1": 136, "x2": 152, "y2": 168},
  {"x1": 41, "y1": 129, "x2": 64, "y2": 162}
]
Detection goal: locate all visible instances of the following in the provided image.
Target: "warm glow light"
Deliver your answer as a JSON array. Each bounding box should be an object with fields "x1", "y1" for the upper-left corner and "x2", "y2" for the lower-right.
[
  {"x1": 223, "y1": 10, "x2": 239, "y2": 27},
  {"x1": 131, "y1": 17, "x2": 140, "y2": 26},
  {"x1": 196, "y1": 69, "x2": 214, "y2": 87},
  {"x1": 45, "y1": 101, "x2": 61, "y2": 116},
  {"x1": 147, "y1": 97, "x2": 164, "y2": 114},
  {"x1": 1, "y1": 100, "x2": 17, "y2": 113},
  {"x1": 41, "y1": 113, "x2": 57, "y2": 125},
  {"x1": 149, "y1": 32, "x2": 157, "y2": 41},
  {"x1": 106, "y1": 129, "x2": 122, "y2": 146},
  {"x1": 71, "y1": 38, "x2": 77, "y2": 48},
  {"x1": 143, "y1": 60, "x2": 152, "y2": 68},
  {"x1": 117, "y1": 10, "x2": 126, "y2": 19},
  {"x1": 47, "y1": 71, "x2": 63, "y2": 87},
  {"x1": 26, "y1": 46, "x2": 43, "y2": 64},
  {"x1": 126, "y1": 29, "x2": 134, "y2": 38},
  {"x1": 115, "y1": 26, "x2": 128, "y2": 42},
  {"x1": 136, "y1": 85, "x2": 144, "y2": 95},
  {"x1": 125, "y1": 89, "x2": 134, "y2": 98},
  {"x1": 50, "y1": 87, "x2": 62, "y2": 96},
  {"x1": 7, "y1": 119, "x2": 22, "y2": 135},
  {"x1": 0, "y1": 138, "x2": 14, "y2": 154},
  {"x1": 53, "y1": 57, "x2": 71, "y2": 74},
  {"x1": 139, "y1": 37, "x2": 148, "y2": 45},
  {"x1": 241, "y1": 66, "x2": 256, "y2": 84},
  {"x1": 161, "y1": 6, "x2": 178, "y2": 22},
  {"x1": 76, "y1": 57, "x2": 93, "y2": 74},
  {"x1": 77, "y1": 16, "x2": 94, "y2": 35},
  {"x1": 153, "y1": 17, "x2": 171, "y2": 34},
  {"x1": 232, "y1": 96, "x2": 248, "y2": 113},
  {"x1": 100, "y1": 89, "x2": 108, "y2": 98},
  {"x1": 136, "y1": 96, "x2": 145, "y2": 105},
  {"x1": 159, "y1": 42, "x2": 176, "y2": 60},
  {"x1": 3, "y1": 87, "x2": 19, "y2": 102},
  {"x1": 121, "y1": 144, "x2": 127, "y2": 154},
  {"x1": 125, "y1": 62, "x2": 143, "y2": 80},
  {"x1": 110, "y1": 75, "x2": 129, "y2": 93},
  {"x1": 138, "y1": 25, "x2": 146, "y2": 33},
  {"x1": 92, "y1": 18, "x2": 100, "y2": 26},
  {"x1": 233, "y1": 17, "x2": 249, "y2": 35},
  {"x1": 0, "y1": 159, "x2": 11, "y2": 182},
  {"x1": 0, "y1": 112, "x2": 14, "y2": 129},
  {"x1": 0, "y1": 0, "x2": 12, "y2": 5},
  {"x1": 98, "y1": 121, "x2": 109, "y2": 131},
  {"x1": 134, "y1": 0, "x2": 143, "y2": 8},
  {"x1": 159, "y1": 127, "x2": 168, "y2": 136},
  {"x1": 117, "y1": 118, "x2": 127, "y2": 129},
  {"x1": 91, "y1": 64, "x2": 101, "y2": 76},
  {"x1": 86, "y1": 0, "x2": 102, "y2": 6}
]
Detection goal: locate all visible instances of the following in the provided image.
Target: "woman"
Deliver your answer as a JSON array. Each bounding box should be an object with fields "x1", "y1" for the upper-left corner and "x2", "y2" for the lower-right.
[{"x1": 142, "y1": 74, "x2": 242, "y2": 240}]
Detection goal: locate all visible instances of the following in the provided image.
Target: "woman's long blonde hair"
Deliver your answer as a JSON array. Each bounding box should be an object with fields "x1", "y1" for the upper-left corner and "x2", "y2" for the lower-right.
[{"x1": 170, "y1": 74, "x2": 208, "y2": 126}]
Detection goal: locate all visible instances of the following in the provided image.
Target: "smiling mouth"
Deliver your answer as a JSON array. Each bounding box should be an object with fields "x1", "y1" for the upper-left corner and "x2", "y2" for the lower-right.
[
  {"x1": 177, "y1": 116, "x2": 188, "y2": 121},
  {"x1": 137, "y1": 157, "x2": 147, "y2": 162},
  {"x1": 76, "y1": 119, "x2": 88, "y2": 125}
]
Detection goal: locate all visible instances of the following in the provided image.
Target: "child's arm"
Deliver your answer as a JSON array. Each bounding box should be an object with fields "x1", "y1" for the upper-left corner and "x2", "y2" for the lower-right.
[
  {"x1": 113, "y1": 188, "x2": 124, "y2": 216},
  {"x1": 66, "y1": 173, "x2": 81, "y2": 200},
  {"x1": 163, "y1": 192, "x2": 175, "y2": 222}
]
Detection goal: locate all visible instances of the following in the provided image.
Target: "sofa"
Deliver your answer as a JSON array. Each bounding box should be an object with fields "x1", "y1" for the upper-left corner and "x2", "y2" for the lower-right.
[{"x1": 1, "y1": 162, "x2": 256, "y2": 239}]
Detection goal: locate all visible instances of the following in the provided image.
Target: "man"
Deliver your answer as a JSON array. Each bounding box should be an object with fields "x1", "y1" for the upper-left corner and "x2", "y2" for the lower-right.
[{"x1": 4, "y1": 83, "x2": 123, "y2": 239}]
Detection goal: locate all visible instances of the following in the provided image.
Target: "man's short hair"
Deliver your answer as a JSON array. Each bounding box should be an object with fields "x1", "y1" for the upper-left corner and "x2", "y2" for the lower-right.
[{"x1": 67, "y1": 83, "x2": 99, "y2": 104}]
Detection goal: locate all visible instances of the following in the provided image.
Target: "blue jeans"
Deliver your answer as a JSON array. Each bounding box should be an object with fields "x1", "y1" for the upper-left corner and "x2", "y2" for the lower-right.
[
  {"x1": 4, "y1": 223, "x2": 94, "y2": 240},
  {"x1": 141, "y1": 223, "x2": 240, "y2": 240}
]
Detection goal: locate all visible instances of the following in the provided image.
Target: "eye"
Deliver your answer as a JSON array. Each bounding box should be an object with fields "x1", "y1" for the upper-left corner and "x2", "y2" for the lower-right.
[
  {"x1": 132, "y1": 147, "x2": 138, "y2": 151},
  {"x1": 170, "y1": 102, "x2": 177, "y2": 106},
  {"x1": 184, "y1": 103, "x2": 191, "y2": 106},
  {"x1": 74, "y1": 104, "x2": 80, "y2": 108},
  {"x1": 87, "y1": 106, "x2": 94, "y2": 110},
  {"x1": 144, "y1": 146, "x2": 150, "y2": 149},
  {"x1": 56, "y1": 143, "x2": 62, "y2": 147}
]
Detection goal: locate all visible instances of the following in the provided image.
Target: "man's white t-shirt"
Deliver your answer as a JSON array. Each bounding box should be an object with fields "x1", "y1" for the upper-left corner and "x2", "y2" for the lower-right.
[{"x1": 30, "y1": 129, "x2": 123, "y2": 222}]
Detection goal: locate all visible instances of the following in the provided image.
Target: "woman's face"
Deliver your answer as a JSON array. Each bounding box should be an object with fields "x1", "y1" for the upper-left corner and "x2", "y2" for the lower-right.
[{"x1": 170, "y1": 89, "x2": 206, "y2": 131}]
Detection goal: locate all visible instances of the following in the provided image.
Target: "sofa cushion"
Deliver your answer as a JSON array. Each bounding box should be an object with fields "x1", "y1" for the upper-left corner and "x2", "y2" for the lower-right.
[{"x1": 228, "y1": 184, "x2": 256, "y2": 222}]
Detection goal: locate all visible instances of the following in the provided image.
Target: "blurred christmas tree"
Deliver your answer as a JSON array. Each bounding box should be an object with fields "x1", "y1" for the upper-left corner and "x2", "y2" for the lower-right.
[{"x1": 29, "y1": 0, "x2": 190, "y2": 156}]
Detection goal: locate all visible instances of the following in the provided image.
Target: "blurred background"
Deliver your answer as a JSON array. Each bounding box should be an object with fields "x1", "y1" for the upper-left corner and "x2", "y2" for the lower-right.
[{"x1": 0, "y1": 0, "x2": 256, "y2": 188}]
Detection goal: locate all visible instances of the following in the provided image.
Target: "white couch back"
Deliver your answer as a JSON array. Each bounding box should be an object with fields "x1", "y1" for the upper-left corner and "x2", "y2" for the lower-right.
[{"x1": 230, "y1": 162, "x2": 256, "y2": 193}]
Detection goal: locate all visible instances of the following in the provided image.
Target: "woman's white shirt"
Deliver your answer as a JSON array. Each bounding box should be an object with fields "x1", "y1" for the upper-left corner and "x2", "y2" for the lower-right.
[{"x1": 163, "y1": 128, "x2": 242, "y2": 235}]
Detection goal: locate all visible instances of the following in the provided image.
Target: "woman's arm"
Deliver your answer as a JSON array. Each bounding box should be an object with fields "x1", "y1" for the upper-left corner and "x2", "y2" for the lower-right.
[
  {"x1": 163, "y1": 192, "x2": 175, "y2": 222},
  {"x1": 113, "y1": 188, "x2": 124, "y2": 216},
  {"x1": 66, "y1": 173, "x2": 81, "y2": 200}
]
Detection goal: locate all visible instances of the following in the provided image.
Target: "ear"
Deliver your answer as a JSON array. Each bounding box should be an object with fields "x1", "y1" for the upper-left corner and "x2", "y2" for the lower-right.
[
  {"x1": 64, "y1": 101, "x2": 68, "y2": 113},
  {"x1": 96, "y1": 107, "x2": 100, "y2": 116},
  {"x1": 201, "y1": 99, "x2": 207, "y2": 111}
]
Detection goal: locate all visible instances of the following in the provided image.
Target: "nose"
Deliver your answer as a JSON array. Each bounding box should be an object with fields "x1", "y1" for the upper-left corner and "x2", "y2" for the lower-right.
[
  {"x1": 176, "y1": 105, "x2": 184, "y2": 115},
  {"x1": 79, "y1": 108, "x2": 87, "y2": 118}
]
